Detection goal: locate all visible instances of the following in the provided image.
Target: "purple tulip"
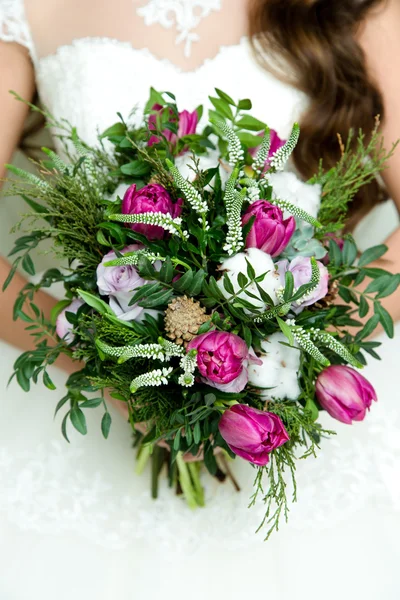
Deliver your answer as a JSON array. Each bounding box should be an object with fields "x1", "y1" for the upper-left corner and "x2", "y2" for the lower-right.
[
  {"x1": 219, "y1": 404, "x2": 289, "y2": 466},
  {"x1": 242, "y1": 200, "x2": 296, "y2": 257},
  {"x1": 187, "y1": 331, "x2": 262, "y2": 393},
  {"x1": 276, "y1": 256, "x2": 329, "y2": 313},
  {"x1": 56, "y1": 298, "x2": 85, "y2": 344},
  {"x1": 250, "y1": 129, "x2": 286, "y2": 172},
  {"x1": 96, "y1": 244, "x2": 150, "y2": 322},
  {"x1": 316, "y1": 366, "x2": 377, "y2": 424},
  {"x1": 148, "y1": 103, "x2": 198, "y2": 148},
  {"x1": 122, "y1": 183, "x2": 183, "y2": 241}
]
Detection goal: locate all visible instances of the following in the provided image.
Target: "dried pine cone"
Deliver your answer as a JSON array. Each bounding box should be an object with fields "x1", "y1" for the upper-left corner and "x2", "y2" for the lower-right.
[
  {"x1": 315, "y1": 279, "x2": 339, "y2": 309},
  {"x1": 164, "y1": 296, "x2": 209, "y2": 345}
]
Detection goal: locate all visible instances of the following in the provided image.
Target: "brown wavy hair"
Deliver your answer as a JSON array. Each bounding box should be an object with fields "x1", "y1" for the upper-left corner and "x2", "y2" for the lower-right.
[{"x1": 248, "y1": 0, "x2": 387, "y2": 229}]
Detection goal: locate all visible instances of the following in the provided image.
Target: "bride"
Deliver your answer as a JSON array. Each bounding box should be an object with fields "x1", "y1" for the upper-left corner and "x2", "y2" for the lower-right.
[{"x1": 1, "y1": 1, "x2": 400, "y2": 598}]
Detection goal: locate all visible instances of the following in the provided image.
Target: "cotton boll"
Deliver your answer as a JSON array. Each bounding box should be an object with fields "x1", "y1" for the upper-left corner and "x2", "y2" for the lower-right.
[
  {"x1": 248, "y1": 332, "x2": 301, "y2": 400},
  {"x1": 217, "y1": 248, "x2": 280, "y2": 312},
  {"x1": 107, "y1": 183, "x2": 130, "y2": 203},
  {"x1": 175, "y1": 150, "x2": 230, "y2": 186},
  {"x1": 268, "y1": 172, "x2": 322, "y2": 219}
]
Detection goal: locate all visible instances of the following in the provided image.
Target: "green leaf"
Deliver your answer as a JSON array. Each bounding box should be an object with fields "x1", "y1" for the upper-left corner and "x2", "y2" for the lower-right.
[
  {"x1": 50, "y1": 300, "x2": 72, "y2": 326},
  {"x1": 204, "y1": 393, "x2": 216, "y2": 406},
  {"x1": 101, "y1": 412, "x2": 112, "y2": 439},
  {"x1": 358, "y1": 244, "x2": 388, "y2": 267},
  {"x1": 365, "y1": 274, "x2": 394, "y2": 295},
  {"x1": 355, "y1": 313, "x2": 380, "y2": 341},
  {"x1": 54, "y1": 395, "x2": 70, "y2": 417},
  {"x1": 242, "y1": 325, "x2": 253, "y2": 348},
  {"x1": 276, "y1": 317, "x2": 295, "y2": 346},
  {"x1": 139, "y1": 289, "x2": 173, "y2": 308},
  {"x1": 215, "y1": 88, "x2": 236, "y2": 106},
  {"x1": 222, "y1": 273, "x2": 235, "y2": 295},
  {"x1": 237, "y1": 132, "x2": 263, "y2": 148},
  {"x1": 22, "y1": 254, "x2": 35, "y2": 276},
  {"x1": 374, "y1": 302, "x2": 394, "y2": 338},
  {"x1": 100, "y1": 122, "x2": 126, "y2": 138},
  {"x1": 159, "y1": 257, "x2": 174, "y2": 284},
  {"x1": 329, "y1": 239, "x2": 342, "y2": 267},
  {"x1": 120, "y1": 160, "x2": 150, "y2": 177},
  {"x1": 255, "y1": 282, "x2": 274, "y2": 306},
  {"x1": 70, "y1": 407, "x2": 87, "y2": 435},
  {"x1": 61, "y1": 412, "x2": 70, "y2": 443},
  {"x1": 245, "y1": 258, "x2": 256, "y2": 280},
  {"x1": 173, "y1": 428, "x2": 182, "y2": 451},
  {"x1": 204, "y1": 441, "x2": 217, "y2": 475},
  {"x1": 187, "y1": 269, "x2": 206, "y2": 296},
  {"x1": 305, "y1": 398, "x2": 319, "y2": 422},
  {"x1": 137, "y1": 256, "x2": 156, "y2": 279},
  {"x1": 16, "y1": 369, "x2": 30, "y2": 392},
  {"x1": 208, "y1": 276, "x2": 224, "y2": 300},
  {"x1": 77, "y1": 289, "x2": 114, "y2": 315},
  {"x1": 238, "y1": 99, "x2": 252, "y2": 110},
  {"x1": 2, "y1": 259, "x2": 21, "y2": 291},
  {"x1": 193, "y1": 421, "x2": 201, "y2": 445},
  {"x1": 209, "y1": 96, "x2": 234, "y2": 120},
  {"x1": 375, "y1": 274, "x2": 400, "y2": 300},
  {"x1": 43, "y1": 371, "x2": 56, "y2": 390},
  {"x1": 237, "y1": 272, "x2": 248, "y2": 289},
  {"x1": 283, "y1": 271, "x2": 295, "y2": 302},
  {"x1": 236, "y1": 115, "x2": 266, "y2": 131},
  {"x1": 80, "y1": 397, "x2": 103, "y2": 408},
  {"x1": 173, "y1": 269, "x2": 194, "y2": 293},
  {"x1": 130, "y1": 282, "x2": 162, "y2": 305},
  {"x1": 358, "y1": 296, "x2": 370, "y2": 318},
  {"x1": 342, "y1": 239, "x2": 358, "y2": 266}
]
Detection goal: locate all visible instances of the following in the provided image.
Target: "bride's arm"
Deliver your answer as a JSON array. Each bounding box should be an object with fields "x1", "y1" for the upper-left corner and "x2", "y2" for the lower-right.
[
  {"x1": 0, "y1": 42, "x2": 74, "y2": 370},
  {"x1": 356, "y1": 0, "x2": 400, "y2": 322}
]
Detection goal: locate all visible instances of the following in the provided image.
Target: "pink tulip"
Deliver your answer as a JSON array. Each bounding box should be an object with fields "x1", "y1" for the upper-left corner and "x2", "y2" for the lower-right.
[
  {"x1": 316, "y1": 365, "x2": 377, "y2": 424},
  {"x1": 121, "y1": 183, "x2": 183, "y2": 241},
  {"x1": 219, "y1": 404, "x2": 289, "y2": 466},
  {"x1": 187, "y1": 331, "x2": 262, "y2": 393},
  {"x1": 148, "y1": 104, "x2": 198, "y2": 148},
  {"x1": 242, "y1": 200, "x2": 295, "y2": 257}
]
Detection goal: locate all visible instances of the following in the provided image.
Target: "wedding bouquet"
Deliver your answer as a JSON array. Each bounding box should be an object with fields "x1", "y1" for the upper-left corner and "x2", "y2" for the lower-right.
[{"x1": 4, "y1": 88, "x2": 399, "y2": 538}]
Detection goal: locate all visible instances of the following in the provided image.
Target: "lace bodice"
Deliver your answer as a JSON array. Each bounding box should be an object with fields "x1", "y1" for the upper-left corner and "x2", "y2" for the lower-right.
[
  {"x1": 0, "y1": 0, "x2": 306, "y2": 148},
  {"x1": 1, "y1": 0, "x2": 399, "y2": 558}
]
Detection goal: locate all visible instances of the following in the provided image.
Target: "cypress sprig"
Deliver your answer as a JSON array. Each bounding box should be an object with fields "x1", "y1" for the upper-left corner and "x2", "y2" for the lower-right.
[
  {"x1": 269, "y1": 123, "x2": 300, "y2": 172},
  {"x1": 130, "y1": 367, "x2": 173, "y2": 393}
]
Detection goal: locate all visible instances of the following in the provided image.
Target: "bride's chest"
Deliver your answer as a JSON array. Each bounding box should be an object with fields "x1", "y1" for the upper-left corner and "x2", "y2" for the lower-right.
[{"x1": 35, "y1": 38, "x2": 307, "y2": 146}]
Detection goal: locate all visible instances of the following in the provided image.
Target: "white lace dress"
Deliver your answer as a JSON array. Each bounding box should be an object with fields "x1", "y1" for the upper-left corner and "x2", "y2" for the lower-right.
[{"x1": 1, "y1": 2, "x2": 400, "y2": 599}]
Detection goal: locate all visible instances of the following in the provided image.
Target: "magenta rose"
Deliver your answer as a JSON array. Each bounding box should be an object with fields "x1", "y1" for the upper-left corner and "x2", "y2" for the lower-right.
[
  {"x1": 148, "y1": 103, "x2": 198, "y2": 148},
  {"x1": 56, "y1": 298, "x2": 85, "y2": 344},
  {"x1": 219, "y1": 404, "x2": 289, "y2": 466},
  {"x1": 276, "y1": 256, "x2": 329, "y2": 313},
  {"x1": 242, "y1": 200, "x2": 296, "y2": 257},
  {"x1": 316, "y1": 365, "x2": 377, "y2": 425},
  {"x1": 122, "y1": 183, "x2": 183, "y2": 241},
  {"x1": 187, "y1": 331, "x2": 262, "y2": 393}
]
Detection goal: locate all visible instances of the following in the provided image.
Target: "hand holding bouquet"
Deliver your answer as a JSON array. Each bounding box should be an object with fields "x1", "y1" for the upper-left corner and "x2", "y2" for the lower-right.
[{"x1": 4, "y1": 88, "x2": 399, "y2": 538}]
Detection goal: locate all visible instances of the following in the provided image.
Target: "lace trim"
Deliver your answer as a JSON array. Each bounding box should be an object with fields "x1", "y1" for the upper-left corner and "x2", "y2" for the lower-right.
[
  {"x1": 136, "y1": 0, "x2": 222, "y2": 58},
  {"x1": 38, "y1": 35, "x2": 249, "y2": 75},
  {"x1": 0, "y1": 0, "x2": 35, "y2": 61}
]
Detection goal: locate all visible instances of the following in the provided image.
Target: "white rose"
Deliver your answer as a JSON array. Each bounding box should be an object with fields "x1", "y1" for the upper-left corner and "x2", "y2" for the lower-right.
[{"x1": 248, "y1": 332, "x2": 301, "y2": 400}]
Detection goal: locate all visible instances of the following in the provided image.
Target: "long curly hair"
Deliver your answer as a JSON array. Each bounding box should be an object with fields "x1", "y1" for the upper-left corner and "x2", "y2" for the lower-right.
[{"x1": 248, "y1": 0, "x2": 387, "y2": 228}]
